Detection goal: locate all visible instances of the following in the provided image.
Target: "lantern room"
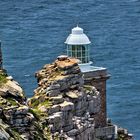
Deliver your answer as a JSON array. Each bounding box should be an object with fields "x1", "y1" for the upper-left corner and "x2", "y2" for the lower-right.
[{"x1": 65, "y1": 26, "x2": 91, "y2": 64}]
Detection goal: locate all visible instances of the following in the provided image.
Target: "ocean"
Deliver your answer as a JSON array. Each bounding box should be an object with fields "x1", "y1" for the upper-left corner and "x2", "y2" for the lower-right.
[{"x1": 0, "y1": 0, "x2": 140, "y2": 139}]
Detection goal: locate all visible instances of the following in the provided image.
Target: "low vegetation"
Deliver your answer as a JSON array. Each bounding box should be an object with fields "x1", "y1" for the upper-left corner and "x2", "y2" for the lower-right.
[{"x1": 0, "y1": 72, "x2": 7, "y2": 86}]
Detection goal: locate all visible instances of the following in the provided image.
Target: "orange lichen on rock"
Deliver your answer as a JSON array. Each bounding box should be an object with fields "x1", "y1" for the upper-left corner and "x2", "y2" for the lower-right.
[{"x1": 55, "y1": 55, "x2": 80, "y2": 70}]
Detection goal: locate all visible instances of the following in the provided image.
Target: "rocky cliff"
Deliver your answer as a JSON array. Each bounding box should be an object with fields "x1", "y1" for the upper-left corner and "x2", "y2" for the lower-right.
[
  {"x1": 0, "y1": 56, "x2": 133, "y2": 140},
  {"x1": 0, "y1": 69, "x2": 47, "y2": 140},
  {"x1": 28, "y1": 56, "x2": 101, "y2": 139}
]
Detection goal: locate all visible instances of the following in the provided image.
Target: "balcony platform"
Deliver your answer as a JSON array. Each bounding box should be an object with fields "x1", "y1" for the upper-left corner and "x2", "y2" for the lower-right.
[{"x1": 79, "y1": 62, "x2": 110, "y2": 80}]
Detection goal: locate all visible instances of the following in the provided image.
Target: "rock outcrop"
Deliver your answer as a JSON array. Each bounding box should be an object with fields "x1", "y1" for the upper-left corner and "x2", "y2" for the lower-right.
[
  {"x1": 29, "y1": 56, "x2": 101, "y2": 139},
  {"x1": 0, "y1": 56, "x2": 133, "y2": 140},
  {"x1": 0, "y1": 69, "x2": 47, "y2": 140}
]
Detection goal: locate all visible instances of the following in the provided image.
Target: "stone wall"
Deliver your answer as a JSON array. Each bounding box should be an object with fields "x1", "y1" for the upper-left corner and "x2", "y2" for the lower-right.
[{"x1": 83, "y1": 70, "x2": 110, "y2": 127}]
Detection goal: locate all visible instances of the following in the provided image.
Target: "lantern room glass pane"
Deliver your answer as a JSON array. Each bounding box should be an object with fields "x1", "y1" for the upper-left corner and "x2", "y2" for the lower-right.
[{"x1": 67, "y1": 45, "x2": 90, "y2": 63}]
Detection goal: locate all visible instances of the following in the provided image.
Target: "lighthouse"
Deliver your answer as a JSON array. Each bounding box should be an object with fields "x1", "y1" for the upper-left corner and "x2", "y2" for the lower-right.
[{"x1": 65, "y1": 26, "x2": 110, "y2": 127}]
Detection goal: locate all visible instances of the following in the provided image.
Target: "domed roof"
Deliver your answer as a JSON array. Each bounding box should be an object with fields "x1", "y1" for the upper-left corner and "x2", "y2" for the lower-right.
[{"x1": 65, "y1": 26, "x2": 91, "y2": 45}]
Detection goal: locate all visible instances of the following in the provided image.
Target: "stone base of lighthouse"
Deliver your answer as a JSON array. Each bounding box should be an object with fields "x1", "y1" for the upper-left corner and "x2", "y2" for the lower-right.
[{"x1": 80, "y1": 65, "x2": 110, "y2": 127}]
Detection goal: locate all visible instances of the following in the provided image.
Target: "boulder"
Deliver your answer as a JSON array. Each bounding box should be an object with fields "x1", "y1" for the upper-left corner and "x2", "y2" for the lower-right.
[{"x1": 0, "y1": 80, "x2": 25, "y2": 101}]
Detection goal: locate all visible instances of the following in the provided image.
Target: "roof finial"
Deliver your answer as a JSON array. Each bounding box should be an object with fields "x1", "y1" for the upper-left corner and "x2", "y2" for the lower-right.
[{"x1": 77, "y1": 23, "x2": 79, "y2": 27}]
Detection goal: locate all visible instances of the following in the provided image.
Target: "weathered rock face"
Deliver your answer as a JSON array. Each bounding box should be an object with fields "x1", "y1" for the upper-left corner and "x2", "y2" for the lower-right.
[
  {"x1": 0, "y1": 79, "x2": 25, "y2": 102},
  {"x1": 29, "y1": 56, "x2": 101, "y2": 139},
  {"x1": 117, "y1": 127, "x2": 133, "y2": 140},
  {"x1": 0, "y1": 56, "x2": 133, "y2": 140},
  {"x1": 0, "y1": 70, "x2": 47, "y2": 140}
]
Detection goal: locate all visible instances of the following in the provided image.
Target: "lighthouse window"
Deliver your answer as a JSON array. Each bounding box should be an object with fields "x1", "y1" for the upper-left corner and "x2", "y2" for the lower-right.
[{"x1": 67, "y1": 45, "x2": 90, "y2": 63}]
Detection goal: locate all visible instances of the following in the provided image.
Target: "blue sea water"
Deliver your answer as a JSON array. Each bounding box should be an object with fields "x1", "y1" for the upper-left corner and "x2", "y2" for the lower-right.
[{"x1": 0, "y1": 0, "x2": 140, "y2": 139}]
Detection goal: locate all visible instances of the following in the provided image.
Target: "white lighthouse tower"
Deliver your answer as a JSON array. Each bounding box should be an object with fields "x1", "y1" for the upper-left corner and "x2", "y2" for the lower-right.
[{"x1": 65, "y1": 26, "x2": 92, "y2": 72}]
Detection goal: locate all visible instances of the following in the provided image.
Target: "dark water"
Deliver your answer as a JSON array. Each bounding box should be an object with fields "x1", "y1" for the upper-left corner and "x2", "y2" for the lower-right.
[{"x1": 0, "y1": 0, "x2": 140, "y2": 139}]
